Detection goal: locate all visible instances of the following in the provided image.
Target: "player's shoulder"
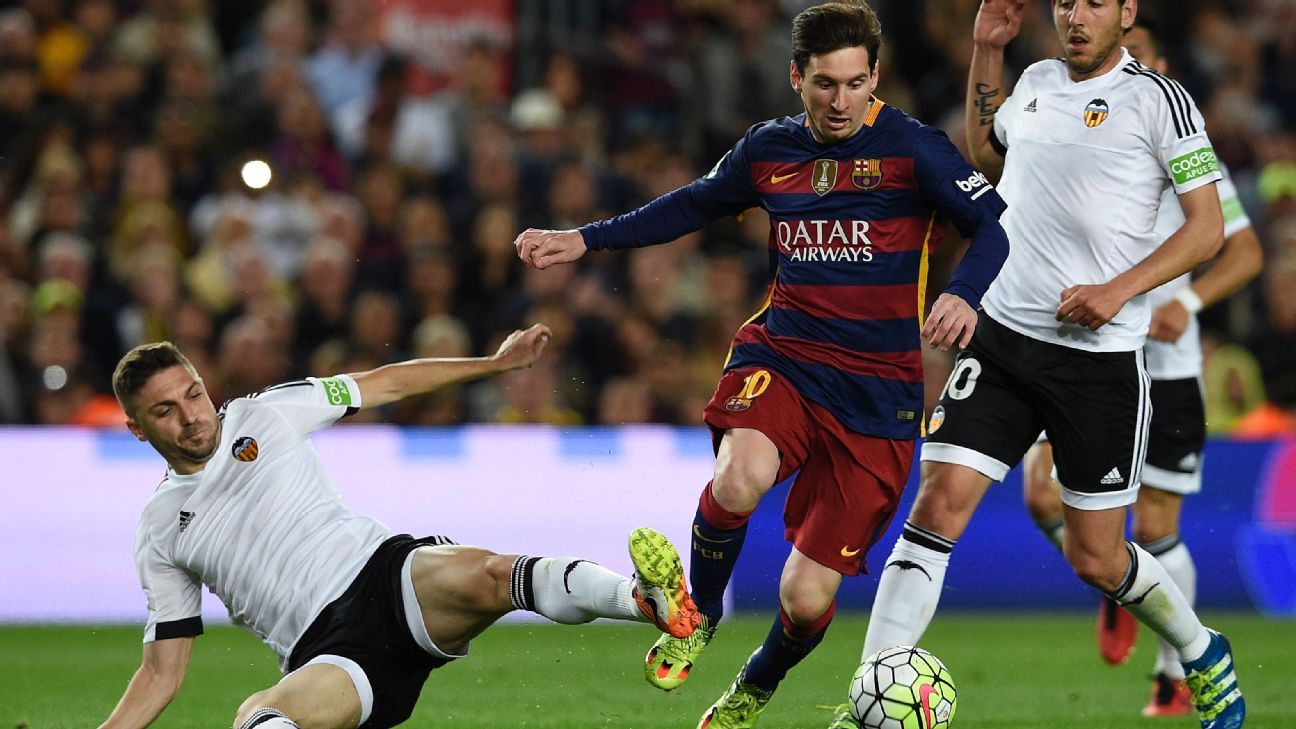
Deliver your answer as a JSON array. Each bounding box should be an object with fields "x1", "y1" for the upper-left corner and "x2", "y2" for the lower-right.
[
  {"x1": 1117, "y1": 60, "x2": 1201, "y2": 125},
  {"x1": 875, "y1": 104, "x2": 955, "y2": 155},
  {"x1": 1017, "y1": 57, "x2": 1069, "y2": 88},
  {"x1": 232, "y1": 379, "x2": 318, "y2": 411},
  {"x1": 744, "y1": 115, "x2": 804, "y2": 144}
]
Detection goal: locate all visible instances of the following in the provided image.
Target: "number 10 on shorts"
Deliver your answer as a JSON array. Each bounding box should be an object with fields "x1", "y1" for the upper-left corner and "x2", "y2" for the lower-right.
[{"x1": 724, "y1": 370, "x2": 772, "y2": 412}]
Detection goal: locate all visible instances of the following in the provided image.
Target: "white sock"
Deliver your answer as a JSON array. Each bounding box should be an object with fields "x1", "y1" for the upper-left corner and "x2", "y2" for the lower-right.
[
  {"x1": 509, "y1": 556, "x2": 644, "y2": 624},
  {"x1": 862, "y1": 522, "x2": 954, "y2": 659},
  {"x1": 1110, "y1": 542, "x2": 1209, "y2": 664},
  {"x1": 1142, "y1": 534, "x2": 1196, "y2": 679},
  {"x1": 238, "y1": 708, "x2": 300, "y2": 729}
]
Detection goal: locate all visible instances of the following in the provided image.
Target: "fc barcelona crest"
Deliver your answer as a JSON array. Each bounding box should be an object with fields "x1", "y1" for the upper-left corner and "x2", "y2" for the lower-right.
[
  {"x1": 851, "y1": 158, "x2": 883, "y2": 190},
  {"x1": 232, "y1": 436, "x2": 259, "y2": 462},
  {"x1": 811, "y1": 159, "x2": 838, "y2": 196},
  {"x1": 1084, "y1": 98, "x2": 1109, "y2": 127}
]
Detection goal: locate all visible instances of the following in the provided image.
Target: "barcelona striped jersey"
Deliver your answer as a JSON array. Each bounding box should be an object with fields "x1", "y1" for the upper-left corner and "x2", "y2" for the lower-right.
[{"x1": 581, "y1": 101, "x2": 1008, "y2": 439}]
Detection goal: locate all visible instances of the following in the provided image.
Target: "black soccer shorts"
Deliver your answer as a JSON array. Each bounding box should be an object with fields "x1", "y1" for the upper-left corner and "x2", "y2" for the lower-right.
[{"x1": 922, "y1": 315, "x2": 1150, "y2": 510}]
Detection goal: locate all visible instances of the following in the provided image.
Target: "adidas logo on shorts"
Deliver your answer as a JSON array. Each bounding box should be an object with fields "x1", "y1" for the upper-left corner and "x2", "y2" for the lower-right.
[{"x1": 1100, "y1": 468, "x2": 1124, "y2": 486}]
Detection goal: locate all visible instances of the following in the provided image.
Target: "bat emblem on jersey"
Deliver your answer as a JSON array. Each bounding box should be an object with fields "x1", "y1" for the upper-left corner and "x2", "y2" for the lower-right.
[
  {"x1": 232, "y1": 436, "x2": 259, "y2": 462},
  {"x1": 851, "y1": 158, "x2": 883, "y2": 190},
  {"x1": 1084, "y1": 98, "x2": 1109, "y2": 128},
  {"x1": 811, "y1": 159, "x2": 838, "y2": 196}
]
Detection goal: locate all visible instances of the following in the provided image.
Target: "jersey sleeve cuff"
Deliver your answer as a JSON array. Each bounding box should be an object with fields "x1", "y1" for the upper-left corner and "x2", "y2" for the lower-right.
[{"x1": 988, "y1": 127, "x2": 1008, "y2": 157}]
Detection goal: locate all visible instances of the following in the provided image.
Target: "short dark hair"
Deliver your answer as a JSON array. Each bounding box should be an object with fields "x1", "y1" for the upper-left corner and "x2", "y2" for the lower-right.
[
  {"x1": 791, "y1": 2, "x2": 883, "y2": 75},
  {"x1": 112, "y1": 341, "x2": 195, "y2": 415},
  {"x1": 1126, "y1": 16, "x2": 1163, "y2": 57}
]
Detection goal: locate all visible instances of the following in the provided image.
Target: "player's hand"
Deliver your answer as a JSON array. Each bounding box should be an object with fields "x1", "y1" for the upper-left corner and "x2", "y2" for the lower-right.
[
  {"x1": 1055, "y1": 283, "x2": 1130, "y2": 330},
  {"x1": 491, "y1": 324, "x2": 552, "y2": 371},
  {"x1": 974, "y1": 0, "x2": 1025, "y2": 49},
  {"x1": 513, "y1": 228, "x2": 587, "y2": 269},
  {"x1": 1148, "y1": 300, "x2": 1191, "y2": 343},
  {"x1": 923, "y1": 293, "x2": 978, "y2": 352}
]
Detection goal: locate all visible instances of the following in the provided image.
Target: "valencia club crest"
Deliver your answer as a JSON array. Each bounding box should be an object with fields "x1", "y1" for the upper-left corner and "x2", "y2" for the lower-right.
[{"x1": 232, "y1": 436, "x2": 259, "y2": 462}]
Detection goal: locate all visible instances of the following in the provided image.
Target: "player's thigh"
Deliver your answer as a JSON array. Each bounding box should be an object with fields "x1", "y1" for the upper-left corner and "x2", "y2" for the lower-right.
[
  {"x1": 922, "y1": 343, "x2": 1043, "y2": 484},
  {"x1": 704, "y1": 367, "x2": 814, "y2": 501},
  {"x1": 906, "y1": 459, "x2": 994, "y2": 541},
  {"x1": 1022, "y1": 438, "x2": 1062, "y2": 521},
  {"x1": 236, "y1": 663, "x2": 361, "y2": 729},
  {"x1": 786, "y1": 428, "x2": 912, "y2": 576},
  {"x1": 1041, "y1": 349, "x2": 1149, "y2": 511},
  {"x1": 408, "y1": 545, "x2": 513, "y2": 655},
  {"x1": 1141, "y1": 377, "x2": 1206, "y2": 497}
]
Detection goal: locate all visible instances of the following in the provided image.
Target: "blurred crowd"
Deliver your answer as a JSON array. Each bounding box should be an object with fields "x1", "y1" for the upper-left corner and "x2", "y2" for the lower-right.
[{"x1": 0, "y1": 0, "x2": 1293, "y2": 435}]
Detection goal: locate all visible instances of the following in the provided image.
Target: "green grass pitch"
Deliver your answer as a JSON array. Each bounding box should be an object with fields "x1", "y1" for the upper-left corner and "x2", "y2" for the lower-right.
[{"x1": 2, "y1": 612, "x2": 1290, "y2": 728}]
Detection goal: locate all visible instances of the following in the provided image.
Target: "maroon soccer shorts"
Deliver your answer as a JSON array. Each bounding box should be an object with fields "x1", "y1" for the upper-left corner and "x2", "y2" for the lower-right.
[{"x1": 703, "y1": 366, "x2": 913, "y2": 576}]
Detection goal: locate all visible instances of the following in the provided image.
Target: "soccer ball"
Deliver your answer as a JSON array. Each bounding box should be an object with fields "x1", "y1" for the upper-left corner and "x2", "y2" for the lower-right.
[{"x1": 849, "y1": 645, "x2": 957, "y2": 729}]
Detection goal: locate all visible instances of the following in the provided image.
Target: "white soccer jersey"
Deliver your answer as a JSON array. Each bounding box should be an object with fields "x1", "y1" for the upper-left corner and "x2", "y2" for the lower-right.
[
  {"x1": 981, "y1": 49, "x2": 1223, "y2": 352},
  {"x1": 134, "y1": 375, "x2": 392, "y2": 669},
  {"x1": 1144, "y1": 170, "x2": 1252, "y2": 379}
]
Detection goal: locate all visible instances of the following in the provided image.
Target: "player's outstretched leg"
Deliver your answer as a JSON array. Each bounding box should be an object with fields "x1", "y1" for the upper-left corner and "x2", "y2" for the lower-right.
[
  {"x1": 861, "y1": 521, "x2": 954, "y2": 658},
  {"x1": 629, "y1": 526, "x2": 701, "y2": 639},
  {"x1": 1182, "y1": 630, "x2": 1245, "y2": 729}
]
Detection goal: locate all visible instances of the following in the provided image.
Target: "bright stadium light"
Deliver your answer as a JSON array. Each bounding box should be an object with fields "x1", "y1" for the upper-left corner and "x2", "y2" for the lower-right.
[{"x1": 241, "y1": 159, "x2": 272, "y2": 190}]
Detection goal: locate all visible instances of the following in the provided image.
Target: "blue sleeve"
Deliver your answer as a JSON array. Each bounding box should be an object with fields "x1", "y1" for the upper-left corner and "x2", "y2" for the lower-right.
[
  {"x1": 913, "y1": 129, "x2": 1010, "y2": 310},
  {"x1": 580, "y1": 130, "x2": 760, "y2": 251}
]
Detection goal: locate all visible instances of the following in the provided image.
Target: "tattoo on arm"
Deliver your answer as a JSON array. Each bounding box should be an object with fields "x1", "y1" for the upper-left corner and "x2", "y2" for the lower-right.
[{"x1": 974, "y1": 83, "x2": 1000, "y2": 127}]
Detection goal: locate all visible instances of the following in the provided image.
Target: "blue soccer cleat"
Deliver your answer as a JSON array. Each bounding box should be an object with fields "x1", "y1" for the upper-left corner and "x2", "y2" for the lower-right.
[{"x1": 1181, "y1": 630, "x2": 1245, "y2": 729}]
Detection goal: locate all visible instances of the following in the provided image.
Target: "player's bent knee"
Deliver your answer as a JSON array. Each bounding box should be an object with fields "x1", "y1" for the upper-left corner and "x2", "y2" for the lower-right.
[
  {"x1": 711, "y1": 461, "x2": 773, "y2": 507},
  {"x1": 234, "y1": 697, "x2": 300, "y2": 729},
  {"x1": 780, "y1": 591, "x2": 833, "y2": 626}
]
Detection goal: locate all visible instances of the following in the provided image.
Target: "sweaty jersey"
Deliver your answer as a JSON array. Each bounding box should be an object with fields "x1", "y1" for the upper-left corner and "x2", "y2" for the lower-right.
[
  {"x1": 134, "y1": 375, "x2": 392, "y2": 669},
  {"x1": 1144, "y1": 168, "x2": 1252, "y2": 379},
  {"x1": 982, "y1": 49, "x2": 1222, "y2": 352},
  {"x1": 582, "y1": 102, "x2": 1009, "y2": 439}
]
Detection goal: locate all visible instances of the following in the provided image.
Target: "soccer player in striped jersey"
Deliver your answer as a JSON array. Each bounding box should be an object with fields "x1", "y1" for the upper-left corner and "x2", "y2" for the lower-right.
[
  {"x1": 860, "y1": 3, "x2": 1245, "y2": 729},
  {"x1": 98, "y1": 329, "x2": 699, "y2": 729},
  {"x1": 515, "y1": 3, "x2": 1010, "y2": 726},
  {"x1": 1020, "y1": 16, "x2": 1263, "y2": 718}
]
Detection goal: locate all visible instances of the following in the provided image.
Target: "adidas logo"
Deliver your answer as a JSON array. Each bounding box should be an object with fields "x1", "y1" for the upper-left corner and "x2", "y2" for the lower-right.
[
  {"x1": 1024, "y1": 98, "x2": 1038, "y2": 112},
  {"x1": 1178, "y1": 453, "x2": 1200, "y2": 470},
  {"x1": 1100, "y1": 468, "x2": 1123, "y2": 486},
  {"x1": 178, "y1": 510, "x2": 195, "y2": 532}
]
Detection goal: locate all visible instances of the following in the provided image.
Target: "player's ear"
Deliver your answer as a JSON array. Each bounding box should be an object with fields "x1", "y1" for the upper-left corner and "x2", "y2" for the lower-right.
[
  {"x1": 125, "y1": 417, "x2": 146, "y2": 442},
  {"x1": 1122, "y1": 0, "x2": 1138, "y2": 30},
  {"x1": 789, "y1": 59, "x2": 802, "y2": 94}
]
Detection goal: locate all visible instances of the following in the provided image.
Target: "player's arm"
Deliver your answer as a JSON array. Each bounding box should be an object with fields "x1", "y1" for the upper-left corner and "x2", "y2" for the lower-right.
[
  {"x1": 99, "y1": 637, "x2": 194, "y2": 729},
  {"x1": 516, "y1": 133, "x2": 760, "y2": 269},
  {"x1": 965, "y1": 0, "x2": 1024, "y2": 178},
  {"x1": 349, "y1": 325, "x2": 551, "y2": 409},
  {"x1": 1058, "y1": 183, "x2": 1224, "y2": 330},
  {"x1": 915, "y1": 130, "x2": 1011, "y2": 351},
  {"x1": 1149, "y1": 223, "x2": 1263, "y2": 342}
]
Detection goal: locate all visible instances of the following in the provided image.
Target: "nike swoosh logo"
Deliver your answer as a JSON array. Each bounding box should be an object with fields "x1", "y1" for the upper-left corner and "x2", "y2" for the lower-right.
[
  {"x1": 840, "y1": 545, "x2": 861, "y2": 557},
  {"x1": 693, "y1": 525, "x2": 734, "y2": 544},
  {"x1": 919, "y1": 683, "x2": 938, "y2": 727},
  {"x1": 770, "y1": 172, "x2": 796, "y2": 184}
]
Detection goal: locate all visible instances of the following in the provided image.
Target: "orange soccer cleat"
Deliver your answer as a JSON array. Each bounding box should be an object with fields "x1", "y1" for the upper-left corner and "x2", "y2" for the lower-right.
[{"x1": 1097, "y1": 596, "x2": 1138, "y2": 666}]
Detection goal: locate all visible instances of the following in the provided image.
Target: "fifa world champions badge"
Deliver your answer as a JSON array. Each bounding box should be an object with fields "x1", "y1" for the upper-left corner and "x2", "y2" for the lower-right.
[{"x1": 812, "y1": 159, "x2": 839, "y2": 196}]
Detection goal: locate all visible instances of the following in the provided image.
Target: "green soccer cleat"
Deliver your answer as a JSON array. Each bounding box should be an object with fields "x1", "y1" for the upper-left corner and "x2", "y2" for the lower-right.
[
  {"x1": 645, "y1": 614, "x2": 716, "y2": 690},
  {"x1": 821, "y1": 703, "x2": 862, "y2": 728},
  {"x1": 697, "y1": 664, "x2": 774, "y2": 729},
  {"x1": 629, "y1": 527, "x2": 702, "y2": 640}
]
